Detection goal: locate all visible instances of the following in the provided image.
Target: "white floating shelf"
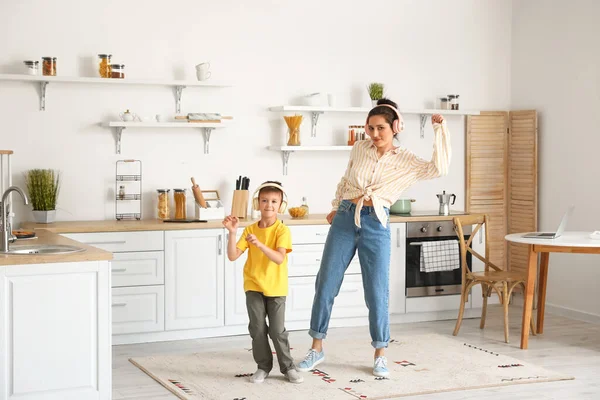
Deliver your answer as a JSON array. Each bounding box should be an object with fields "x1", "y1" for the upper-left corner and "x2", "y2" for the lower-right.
[
  {"x1": 268, "y1": 105, "x2": 480, "y2": 138},
  {"x1": 0, "y1": 74, "x2": 231, "y2": 87},
  {"x1": 267, "y1": 145, "x2": 352, "y2": 175},
  {"x1": 267, "y1": 145, "x2": 352, "y2": 152},
  {"x1": 0, "y1": 73, "x2": 231, "y2": 112},
  {"x1": 103, "y1": 121, "x2": 231, "y2": 155}
]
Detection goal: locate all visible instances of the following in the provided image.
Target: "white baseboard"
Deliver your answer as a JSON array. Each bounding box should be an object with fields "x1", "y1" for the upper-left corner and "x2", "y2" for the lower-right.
[{"x1": 510, "y1": 295, "x2": 600, "y2": 325}]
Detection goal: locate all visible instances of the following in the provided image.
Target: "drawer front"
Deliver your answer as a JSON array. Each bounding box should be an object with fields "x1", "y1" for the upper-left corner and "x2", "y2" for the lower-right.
[
  {"x1": 289, "y1": 225, "x2": 329, "y2": 244},
  {"x1": 286, "y1": 275, "x2": 367, "y2": 321},
  {"x1": 112, "y1": 286, "x2": 165, "y2": 334},
  {"x1": 111, "y1": 251, "x2": 164, "y2": 287},
  {"x1": 62, "y1": 231, "x2": 164, "y2": 252},
  {"x1": 288, "y1": 244, "x2": 360, "y2": 277}
]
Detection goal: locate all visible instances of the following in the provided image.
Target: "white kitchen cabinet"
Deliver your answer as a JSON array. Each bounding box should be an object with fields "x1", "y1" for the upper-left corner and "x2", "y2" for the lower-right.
[
  {"x1": 224, "y1": 231, "x2": 249, "y2": 326},
  {"x1": 61, "y1": 231, "x2": 163, "y2": 253},
  {"x1": 389, "y1": 223, "x2": 406, "y2": 314},
  {"x1": 111, "y1": 251, "x2": 164, "y2": 287},
  {"x1": 0, "y1": 261, "x2": 111, "y2": 400},
  {"x1": 112, "y1": 285, "x2": 165, "y2": 334},
  {"x1": 165, "y1": 229, "x2": 225, "y2": 330}
]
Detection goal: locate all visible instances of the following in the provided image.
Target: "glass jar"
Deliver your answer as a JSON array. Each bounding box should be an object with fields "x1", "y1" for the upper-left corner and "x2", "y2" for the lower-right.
[
  {"x1": 111, "y1": 64, "x2": 125, "y2": 79},
  {"x1": 157, "y1": 189, "x2": 170, "y2": 219},
  {"x1": 98, "y1": 54, "x2": 112, "y2": 78},
  {"x1": 42, "y1": 57, "x2": 56, "y2": 76},
  {"x1": 452, "y1": 94, "x2": 460, "y2": 110},
  {"x1": 23, "y1": 60, "x2": 39, "y2": 75},
  {"x1": 287, "y1": 128, "x2": 301, "y2": 146},
  {"x1": 173, "y1": 189, "x2": 187, "y2": 219},
  {"x1": 118, "y1": 185, "x2": 126, "y2": 200},
  {"x1": 440, "y1": 97, "x2": 450, "y2": 110}
]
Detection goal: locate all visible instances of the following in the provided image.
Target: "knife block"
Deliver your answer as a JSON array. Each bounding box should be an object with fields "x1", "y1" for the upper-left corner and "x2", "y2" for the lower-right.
[{"x1": 231, "y1": 190, "x2": 249, "y2": 219}]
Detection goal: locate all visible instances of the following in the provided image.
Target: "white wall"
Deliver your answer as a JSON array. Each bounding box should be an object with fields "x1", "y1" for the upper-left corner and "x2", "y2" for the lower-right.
[
  {"x1": 511, "y1": 0, "x2": 600, "y2": 318},
  {"x1": 0, "y1": 0, "x2": 512, "y2": 223}
]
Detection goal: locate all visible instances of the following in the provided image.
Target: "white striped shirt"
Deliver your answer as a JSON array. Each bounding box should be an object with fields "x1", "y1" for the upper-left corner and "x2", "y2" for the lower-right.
[{"x1": 332, "y1": 121, "x2": 451, "y2": 227}]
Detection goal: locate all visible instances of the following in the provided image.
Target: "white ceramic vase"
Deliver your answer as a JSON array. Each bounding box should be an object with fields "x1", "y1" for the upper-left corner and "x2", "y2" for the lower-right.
[{"x1": 32, "y1": 210, "x2": 56, "y2": 224}]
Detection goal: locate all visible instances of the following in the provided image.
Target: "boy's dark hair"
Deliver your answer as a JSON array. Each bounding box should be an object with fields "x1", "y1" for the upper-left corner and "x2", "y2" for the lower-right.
[{"x1": 258, "y1": 181, "x2": 283, "y2": 202}]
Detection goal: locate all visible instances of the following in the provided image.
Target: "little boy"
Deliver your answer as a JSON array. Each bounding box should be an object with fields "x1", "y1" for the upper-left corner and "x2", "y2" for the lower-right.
[{"x1": 222, "y1": 181, "x2": 303, "y2": 384}]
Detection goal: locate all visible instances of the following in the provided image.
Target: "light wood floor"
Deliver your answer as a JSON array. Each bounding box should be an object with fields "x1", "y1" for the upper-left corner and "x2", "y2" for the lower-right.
[{"x1": 113, "y1": 306, "x2": 600, "y2": 399}]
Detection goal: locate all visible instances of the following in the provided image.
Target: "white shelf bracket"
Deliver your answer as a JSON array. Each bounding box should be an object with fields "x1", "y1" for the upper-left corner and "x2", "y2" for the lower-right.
[
  {"x1": 419, "y1": 114, "x2": 427, "y2": 139},
  {"x1": 202, "y1": 128, "x2": 213, "y2": 154},
  {"x1": 39, "y1": 81, "x2": 48, "y2": 111},
  {"x1": 282, "y1": 150, "x2": 291, "y2": 175},
  {"x1": 310, "y1": 112, "x2": 323, "y2": 137},
  {"x1": 115, "y1": 127, "x2": 125, "y2": 154},
  {"x1": 175, "y1": 85, "x2": 186, "y2": 114}
]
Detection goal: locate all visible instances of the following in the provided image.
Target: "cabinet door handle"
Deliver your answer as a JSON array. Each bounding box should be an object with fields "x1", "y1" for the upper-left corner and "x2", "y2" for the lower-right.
[
  {"x1": 315, "y1": 258, "x2": 321, "y2": 262},
  {"x1": 218, "y1": 234, "x2": 223, "y2": 255},
  {"x1": 87, "y1": 240, "x2": 126, "y2": 245},
  {"x1": 340, "y1": 288, "x2": 359, "y2": 293},
  {"x1": 397, "y1": 227, "x2": 401, "y2": 248},
  {"x1": 111, "y1": 303, "x2": 127, "y2": 307},
  {"x1": 112, "y1": 268, "x2": 127, "y2": 273},
  {"x1": 316, "y1": 232, "x2": 327, "y2": 236}
]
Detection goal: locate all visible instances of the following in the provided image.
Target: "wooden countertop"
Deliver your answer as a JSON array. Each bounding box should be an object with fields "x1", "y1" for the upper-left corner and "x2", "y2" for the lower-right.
[
  {"x1": 0, "y1": 229, "x2": 113, "y2": 266},
  {"x1": 22, "y1": 212, "x2": 469, "y2": 234}
]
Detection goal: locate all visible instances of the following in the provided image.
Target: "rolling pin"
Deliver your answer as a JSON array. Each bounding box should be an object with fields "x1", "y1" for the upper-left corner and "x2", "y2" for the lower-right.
[{"x1": 191, "y1": 177, "x2": 207, "y2": 208}]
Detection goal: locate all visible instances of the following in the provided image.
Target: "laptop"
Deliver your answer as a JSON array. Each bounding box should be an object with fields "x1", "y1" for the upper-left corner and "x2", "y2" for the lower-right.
[{"x1": 523, "y1": 205, "x2": 574, "y2": 239}]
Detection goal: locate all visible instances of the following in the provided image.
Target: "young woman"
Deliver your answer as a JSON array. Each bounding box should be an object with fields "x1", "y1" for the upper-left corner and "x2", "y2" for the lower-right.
[{"x1": 297, "y1": 98, "x2": 450, "y2": 377}]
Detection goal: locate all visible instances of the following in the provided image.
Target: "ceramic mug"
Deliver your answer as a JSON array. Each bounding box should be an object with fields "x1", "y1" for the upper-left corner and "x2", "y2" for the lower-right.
[{"x1": 195, "y1": 62, "x2": 211, "y2": 81}]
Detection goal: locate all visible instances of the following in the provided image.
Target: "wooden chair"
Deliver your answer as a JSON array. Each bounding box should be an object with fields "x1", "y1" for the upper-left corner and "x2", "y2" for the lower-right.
[{"x1": 453, "y1": 215, "x2": 535, "y2": 343}]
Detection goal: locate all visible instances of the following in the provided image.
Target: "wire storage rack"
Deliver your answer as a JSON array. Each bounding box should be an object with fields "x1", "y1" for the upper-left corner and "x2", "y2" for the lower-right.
[{"x1": 115, "y1": 160, "x2": 142, "y2": 220}]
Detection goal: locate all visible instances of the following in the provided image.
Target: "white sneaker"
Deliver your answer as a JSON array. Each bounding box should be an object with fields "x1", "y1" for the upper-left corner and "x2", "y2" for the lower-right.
[
  {"x1": 297, "y1": 349, "x2": 325, "y2": 372},
  {"x1": 250, "y1": 369, "x2": 269, "y2": 383},
  {"x1": 373, "y1": 356, "x2": 389, "y2": 377},
  {"x1": 285, "y1": 369, "x2": 304, "y2": 384}
]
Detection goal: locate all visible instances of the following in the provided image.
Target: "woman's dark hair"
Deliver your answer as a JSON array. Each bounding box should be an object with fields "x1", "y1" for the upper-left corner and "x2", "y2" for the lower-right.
[
  {"x1": 367, "y1": 98, "x2": 399, "y2": 131},
  {"x1": 259, "y1": 180, "x2": 283, "y2": 200}
]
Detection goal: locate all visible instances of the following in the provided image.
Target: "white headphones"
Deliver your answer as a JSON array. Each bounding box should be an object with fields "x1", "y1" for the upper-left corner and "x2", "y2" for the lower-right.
[{"x1": 251, "y1": 183, "x2": 288, "y2": 213}]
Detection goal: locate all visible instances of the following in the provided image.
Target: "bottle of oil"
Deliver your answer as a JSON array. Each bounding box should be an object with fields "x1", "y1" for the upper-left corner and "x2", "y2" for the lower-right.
[{"x1": 301, "y1": 196, "x2": 309, "y2": 215}]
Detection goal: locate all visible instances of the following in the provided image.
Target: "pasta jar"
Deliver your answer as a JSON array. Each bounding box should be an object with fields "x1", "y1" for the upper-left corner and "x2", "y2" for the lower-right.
[
  {"x1": 111, "y1": 64, "x2": 125, "y2": 79},
  {"x1": 42, "y1": 57, "x2": 56, "y2": 76},
  {"x1": 157, "y1": 189, "x2": 170, "y2": 219},
  {"x1": 173, "y1": 189, "x2": 187, "y2": 220},
  {"x1": 98, "y1": 54, "x2": 112, "y2": 78},
  {"x1": 23, "y1": 60, "x2": 39, "y2": 75}
]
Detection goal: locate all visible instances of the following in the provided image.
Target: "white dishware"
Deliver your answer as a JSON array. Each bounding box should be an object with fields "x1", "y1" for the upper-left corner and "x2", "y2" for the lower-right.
[
  {"x1": 195, "y1": 62, "x2": 211, "y2": 81},
  {"x1": 328, "y1": 93, "x2": 336, "y2": 107},
  {"x1": 119, "y1": 110, "x2": 137, "y2": 122},
  {"x1": 155, "y1": 114, "x2": 164, "y2": 122}
]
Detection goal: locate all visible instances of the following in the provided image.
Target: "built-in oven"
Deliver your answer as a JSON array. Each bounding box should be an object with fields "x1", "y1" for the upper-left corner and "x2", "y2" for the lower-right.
[{"x1": 405, "y1": 220, "x2": 472, "y2": 297}]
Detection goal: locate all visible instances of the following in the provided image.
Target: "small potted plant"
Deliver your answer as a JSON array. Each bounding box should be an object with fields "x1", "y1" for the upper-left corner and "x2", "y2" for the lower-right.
[
  {"x1": 26, "y1": 169, "x2": 61, "y2": 224},
  {"x1": 367, "y1": 82, "x2": 384, "y2": 106}
]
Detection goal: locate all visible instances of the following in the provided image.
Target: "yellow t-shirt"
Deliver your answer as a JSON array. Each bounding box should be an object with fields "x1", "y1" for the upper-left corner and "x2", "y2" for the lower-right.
[{"x1": 236, "y1": 219, "x2": 292, "y2": 297}]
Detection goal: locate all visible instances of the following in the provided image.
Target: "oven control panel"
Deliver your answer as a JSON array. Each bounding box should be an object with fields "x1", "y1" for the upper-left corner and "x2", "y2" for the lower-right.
[{"x1": 407, "y1": 221, "x2": 472, "y2": 238}]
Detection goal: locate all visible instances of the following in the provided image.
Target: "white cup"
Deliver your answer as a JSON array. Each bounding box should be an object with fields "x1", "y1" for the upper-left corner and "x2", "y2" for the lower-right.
[
  {"x1": 155, "y1": 114, "x2": 164, "y2": 122},
  {"x1": 195, "y1": 62, "x2": 211, "y2": 81},
  {"x1": 328, "y1": 93, "x2": 335, "y2": 107}
]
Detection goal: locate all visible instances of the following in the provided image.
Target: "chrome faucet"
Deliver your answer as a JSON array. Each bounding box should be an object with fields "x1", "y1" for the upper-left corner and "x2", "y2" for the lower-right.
[{"x1": 1, "y1": 186, "x2": 29, "y2": 253}]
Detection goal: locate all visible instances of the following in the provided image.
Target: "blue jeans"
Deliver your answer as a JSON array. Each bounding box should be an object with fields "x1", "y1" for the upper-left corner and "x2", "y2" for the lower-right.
[{"x1": 309, "y1": 200, "x2": 391, "y2": 348}]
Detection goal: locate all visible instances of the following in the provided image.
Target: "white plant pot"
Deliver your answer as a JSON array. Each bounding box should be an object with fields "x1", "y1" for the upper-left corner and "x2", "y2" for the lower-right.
[
  {"x1": 32, "y1": 210, "x2": 56, "y2": 224},
  {"x1": 371, "y1": 99, "x2": 379, "y2": 107}
]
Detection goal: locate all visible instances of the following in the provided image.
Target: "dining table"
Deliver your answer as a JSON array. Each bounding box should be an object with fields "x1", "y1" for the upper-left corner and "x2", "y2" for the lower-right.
[{"x1": 505, "y1": 231, "x2": 600, "y2": 349}]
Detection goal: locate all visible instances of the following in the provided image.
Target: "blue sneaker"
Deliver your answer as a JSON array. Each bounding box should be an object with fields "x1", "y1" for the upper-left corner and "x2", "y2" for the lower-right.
[
  {"x1": 373, "y1": 356, "x2": 389, "y2": 377},
  {"x1": 297, "y1": 349, "x2": 325, "y2": 372}
]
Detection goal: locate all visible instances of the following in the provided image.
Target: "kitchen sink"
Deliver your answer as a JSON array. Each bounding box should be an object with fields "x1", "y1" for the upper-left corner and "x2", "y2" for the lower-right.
[{"x1": 5, "y1": 244, "x2": 85, "y2": 255}]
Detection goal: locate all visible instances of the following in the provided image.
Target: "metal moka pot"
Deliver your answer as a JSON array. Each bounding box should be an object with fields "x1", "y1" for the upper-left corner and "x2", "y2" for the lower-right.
[{"x1": 436, "y1": 190, "x2": 456, "y2": 216}]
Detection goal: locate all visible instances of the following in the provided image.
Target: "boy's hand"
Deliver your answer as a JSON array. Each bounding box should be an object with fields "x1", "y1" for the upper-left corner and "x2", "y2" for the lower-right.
[
  {"x1": 246, "y1": 234, "x2": 263, "y2": 249},
  {"x1": 222, "y1": 215, "x2": 239, "y2": 232}
]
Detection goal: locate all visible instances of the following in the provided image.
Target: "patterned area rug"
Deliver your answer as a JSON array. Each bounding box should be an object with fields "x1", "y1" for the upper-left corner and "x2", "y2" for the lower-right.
[{"x1": 129, "y1": 333, "x2": 572, "y2": 400}]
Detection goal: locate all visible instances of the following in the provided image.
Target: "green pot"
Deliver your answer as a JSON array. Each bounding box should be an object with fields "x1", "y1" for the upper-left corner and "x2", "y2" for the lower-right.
[{"x1": 390, "y1": 198, "x2": 415, "y2": 215}]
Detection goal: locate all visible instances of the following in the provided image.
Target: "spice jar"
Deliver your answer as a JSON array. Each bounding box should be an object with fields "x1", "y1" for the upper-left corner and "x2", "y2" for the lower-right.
[
  {"x1": 440, "y1": 97, "x2": 450, "y2": 110},
  {"x1": 42, "y1": 57, "x2": 56, "y2": 76},
  {"x1": 98, "y1": 54, "x2": 112, "y2": 78},
  {"x1": 452, "y1": 94, "x2": 460, "y2": 110},
  {"x1": 118, "y1": 185, "x2": 126, "y2": 200},
  {"x1": 23, "y1": 61, "x2": 39, "y2": 75},
  {"x1": 111, "y1": 64, "x2": 125, "y2": 79},
  {"x1": 173, "y1": 189, "x2": 187, "y2": 219},
  {"x1": 157, "y1": 189, "x2": 170, "y2": 219}
]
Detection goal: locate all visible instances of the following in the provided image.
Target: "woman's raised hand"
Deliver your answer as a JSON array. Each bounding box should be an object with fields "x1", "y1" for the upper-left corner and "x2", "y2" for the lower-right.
[{"x1": 431, "y1": 114, "x2": 444, "y2": 124}]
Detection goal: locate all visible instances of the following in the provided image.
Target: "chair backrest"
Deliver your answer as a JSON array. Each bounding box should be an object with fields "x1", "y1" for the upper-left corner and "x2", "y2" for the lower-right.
[{"x1": 453, "y1": 214, "x2": 503, "y2": 278}]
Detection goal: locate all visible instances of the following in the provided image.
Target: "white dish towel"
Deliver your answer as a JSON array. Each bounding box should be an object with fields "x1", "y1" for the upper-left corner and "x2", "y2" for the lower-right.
[{"x1": 420, "y1": 240, "x2": 461, "y2": 273}]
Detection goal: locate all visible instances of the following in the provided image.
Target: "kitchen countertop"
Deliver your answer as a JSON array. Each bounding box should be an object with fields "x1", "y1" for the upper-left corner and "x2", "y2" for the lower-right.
[
  {"x1": 23, "y1": 211, "x2": 470, "y2": 234},
  {"x1": 0, "y1": 229, "x2": 113, "y2": 266}
]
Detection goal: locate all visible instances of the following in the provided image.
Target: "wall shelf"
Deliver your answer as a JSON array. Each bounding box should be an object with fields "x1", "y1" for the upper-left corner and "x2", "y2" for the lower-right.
[
  {"x1": 104, "y1": 121, "x2": 230, "y2": 155},
  {"x1": 268, "y1": 105, "x2": 480, "y2": 138},
  {"x1": 267, "y1": 145, "x2": 352, "y2": 175},
  {"x1": 0, "y1": 74, "x2": 231, "y2": 112}
]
